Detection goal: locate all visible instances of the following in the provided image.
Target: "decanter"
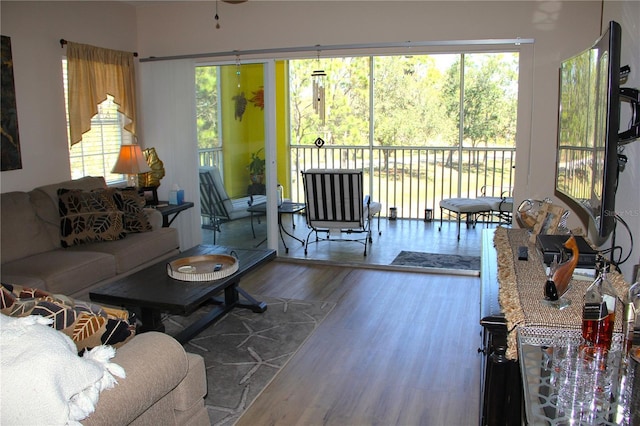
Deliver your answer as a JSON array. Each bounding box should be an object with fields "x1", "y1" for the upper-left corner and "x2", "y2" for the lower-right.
[
  {"x1": 581, "y1": 260, "x2": 618, "y2": 351},
  {"x1": 624, "y1": 268, "x2": 640, "y2": 353}
]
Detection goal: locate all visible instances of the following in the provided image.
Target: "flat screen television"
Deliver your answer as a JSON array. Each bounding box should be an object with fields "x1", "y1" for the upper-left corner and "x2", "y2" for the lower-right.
[{"x1": 555, "y1": 21, "x2": 621, "y2": 245}]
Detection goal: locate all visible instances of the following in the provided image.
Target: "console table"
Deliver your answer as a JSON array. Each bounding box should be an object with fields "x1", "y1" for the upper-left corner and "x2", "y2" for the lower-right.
[{"x1": 480, "y1": 228, "x2": 630, "y2": 425}]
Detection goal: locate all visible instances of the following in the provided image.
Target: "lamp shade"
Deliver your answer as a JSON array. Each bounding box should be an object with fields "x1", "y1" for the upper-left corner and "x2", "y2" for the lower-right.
[{"x1": 112, "y1": 144, "x2": 151, "y2": 175}]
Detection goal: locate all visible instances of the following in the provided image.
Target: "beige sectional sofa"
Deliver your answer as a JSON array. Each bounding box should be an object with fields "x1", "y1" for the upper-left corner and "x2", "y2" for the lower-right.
[
  {"x1": 82, "y1": 331, "x2": 210, "y2": 426},
  {"x1": 1, "y1": 176, "x2": 180, "y2": 300},
  {"x1": 0, "y1": 177, "x2": 211, "y2": 425}
]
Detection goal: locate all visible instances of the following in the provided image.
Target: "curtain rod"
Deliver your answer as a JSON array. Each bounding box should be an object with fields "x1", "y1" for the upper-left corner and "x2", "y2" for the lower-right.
[
  {"x1": 139, "y1": 38, "x2": 534, "y2": 62},
  {"x1": 60, "y1": 39, "x2": 139, "y2": 57}
]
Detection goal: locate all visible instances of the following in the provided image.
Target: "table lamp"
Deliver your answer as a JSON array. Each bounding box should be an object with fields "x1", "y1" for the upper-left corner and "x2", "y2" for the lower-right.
[{"x1": 112, "y1": 144, "x2": 151, "y2": 188}]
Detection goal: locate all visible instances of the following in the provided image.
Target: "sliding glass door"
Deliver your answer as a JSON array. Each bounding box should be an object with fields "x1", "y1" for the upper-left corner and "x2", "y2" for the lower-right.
[{"x1": 196, "y1": 61, "x2": 279, "y2": 250}]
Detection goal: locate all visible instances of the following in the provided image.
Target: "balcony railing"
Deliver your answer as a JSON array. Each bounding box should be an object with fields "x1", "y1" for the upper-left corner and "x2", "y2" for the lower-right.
[{"x1": 198, "y1": 145, "x2": 515, "y2": 220}]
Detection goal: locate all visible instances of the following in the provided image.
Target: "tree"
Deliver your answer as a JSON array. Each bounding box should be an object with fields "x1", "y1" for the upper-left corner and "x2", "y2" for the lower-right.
[
  {"x1": 195, "y1": 66, "x2": 219, "y2": 149},
  {"x1": 290, "y1": 57, "x2": 370, "y2": 148},
  {"x1": 289, "y1": 52, "x2": 518, "y2": 171},
  {"x1": 372, "y1": 55, "x2": 452, "y2": 170},
  {"x1": 442, "y1": 53, "x2": 518, "y2": 166}
]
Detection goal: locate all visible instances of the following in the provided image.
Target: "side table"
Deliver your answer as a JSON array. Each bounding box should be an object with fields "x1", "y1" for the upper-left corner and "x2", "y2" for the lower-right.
[
  {"x1": 246, "y1": 201, "x2": 306, "y2": 253},
  {"x1": 154, "y1": 201, "x2": 194, "y2": 227}
]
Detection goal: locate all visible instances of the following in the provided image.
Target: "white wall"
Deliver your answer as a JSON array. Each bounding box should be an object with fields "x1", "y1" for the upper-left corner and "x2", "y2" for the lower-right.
[
  {"x1": 0, "y1": 1, "x2": 137, "y2": 192},
  {"x1": 2, "y1": 1, "x2": 638, "y2": 280}
]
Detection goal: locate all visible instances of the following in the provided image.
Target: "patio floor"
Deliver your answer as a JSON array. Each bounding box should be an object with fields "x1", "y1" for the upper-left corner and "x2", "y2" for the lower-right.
[{"x1": 201, "y1": 212, "x2": 509, "y2": 271}]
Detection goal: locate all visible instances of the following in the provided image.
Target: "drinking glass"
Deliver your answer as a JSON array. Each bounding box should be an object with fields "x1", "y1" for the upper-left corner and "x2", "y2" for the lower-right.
[
  {"x1": 568, "y1": 347, "x2": 618, "y2": 425},
  {"x1": 551, "y1": 335, "x2": 583, "y2": 388}
]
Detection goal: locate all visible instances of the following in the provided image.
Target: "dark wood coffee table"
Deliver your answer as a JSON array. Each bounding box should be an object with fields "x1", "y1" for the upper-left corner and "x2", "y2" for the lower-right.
[{"x1": 89, "y1": 245, "x2": 276, "y2": 343}]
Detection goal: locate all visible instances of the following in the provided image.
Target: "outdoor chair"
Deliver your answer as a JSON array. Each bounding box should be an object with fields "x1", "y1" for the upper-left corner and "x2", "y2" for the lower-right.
[
  {"x1": 438, "y1": 186, "x2": 513, "y2": 240},
  {"x1": 301, "y1": 169, "x2": 381, "y2": 256},
  {"x1": 478, "y1": 186, "x2": 514, "y2": 225},
  {"x1": 199, "y1": 166, "x2": 266, "y2": 243}
]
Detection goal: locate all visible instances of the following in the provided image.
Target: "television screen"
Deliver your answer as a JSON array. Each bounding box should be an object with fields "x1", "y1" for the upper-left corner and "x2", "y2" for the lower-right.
[{"x1": 555, "y1": 21, "x2": 621, "y2": 242}]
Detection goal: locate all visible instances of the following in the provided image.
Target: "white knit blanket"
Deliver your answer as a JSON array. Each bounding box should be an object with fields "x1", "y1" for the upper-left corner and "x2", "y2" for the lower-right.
[{"x1": 0, "y1": 314, "x2": 126, "y2": 425}]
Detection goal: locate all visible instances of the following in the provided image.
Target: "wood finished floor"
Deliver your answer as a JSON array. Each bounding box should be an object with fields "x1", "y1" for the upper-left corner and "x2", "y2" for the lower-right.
[
  {"x1": 200, "y1": 217, "x2": 499, "y2": 425},
  {"x1": 235, "y1": 262, "x2": 482, "y2": 426}
]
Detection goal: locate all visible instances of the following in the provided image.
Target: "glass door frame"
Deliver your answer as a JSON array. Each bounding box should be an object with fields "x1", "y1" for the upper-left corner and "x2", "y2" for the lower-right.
[{"x1": 197, "y1": 59, "x2": 279, "y2": 252}]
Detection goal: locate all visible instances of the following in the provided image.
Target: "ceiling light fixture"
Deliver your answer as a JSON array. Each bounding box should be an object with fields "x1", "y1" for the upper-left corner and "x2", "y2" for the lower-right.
[
  {"x1": 215, "y1": 0, "x2": 248, "y2": 29},
  {"x1": 214, "y1": 1, "x2": 220, "y2": 29}
]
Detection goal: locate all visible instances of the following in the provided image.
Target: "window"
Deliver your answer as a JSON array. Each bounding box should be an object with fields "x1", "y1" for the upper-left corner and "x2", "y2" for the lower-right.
[
  {"x1": 288, "y1": 52, "x2": 519, "y2": 214},
  {"x1": 195, "y1": 65, "x2": 221, "y2": 168},
  {"x1": 290, "y1": 52, "x2": 518, "y2": 150},
  {"x1": 62, "y1": 59, "x2": 133, "y2": 184}
]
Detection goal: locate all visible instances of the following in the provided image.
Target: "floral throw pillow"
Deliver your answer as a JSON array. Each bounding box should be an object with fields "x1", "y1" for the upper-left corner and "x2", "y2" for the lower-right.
[
  {"x1": 113, "y1": 188, "x2": 153, "y2": 233},
  {"x1": 57, "y1": 188, "x2": 126, "y2": 248},
  {"x1": 0, "y1": 283, "x2": 136, "y2": 353}
]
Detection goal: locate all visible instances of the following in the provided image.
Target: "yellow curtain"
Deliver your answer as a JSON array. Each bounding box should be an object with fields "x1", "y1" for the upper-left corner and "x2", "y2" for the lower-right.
[{"x1": 67, "y1": 41, "x2": 136, "y2": 146}]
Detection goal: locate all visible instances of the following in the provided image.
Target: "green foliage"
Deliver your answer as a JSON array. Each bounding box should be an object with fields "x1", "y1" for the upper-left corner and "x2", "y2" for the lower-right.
[
  {"x1": 442, "y1": 53, "x2": 519, "y2": 148},
  {"x1": 290, "y1": 52, "x2": 519, "y2": 151},
  {"x1": 373, "y1": 55, "x2": 453, "y2": 148},
  {"x1": 248, "y1": 148, "x2": 265, "y2": 176},
  {"x1": 195, "y1": 66, "x2": 219, "y2": 149},
  {"x1": 289, "y1": 57, "x2": 371, "y2": 146},
  {"x1": 558, "y1": 54, "x2": 592, "y2": 148}
]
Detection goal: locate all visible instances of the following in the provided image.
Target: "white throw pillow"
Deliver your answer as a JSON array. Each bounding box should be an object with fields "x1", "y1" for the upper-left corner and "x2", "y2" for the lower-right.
[{"x1": 0, "y1": 314, "x2": 125, "y2": 425}]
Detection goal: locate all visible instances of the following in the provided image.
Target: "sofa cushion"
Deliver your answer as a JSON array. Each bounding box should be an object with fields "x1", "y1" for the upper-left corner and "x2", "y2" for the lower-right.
[
  {"x1": 69, "y1": 228, "x2": 179, "y2": 274},
  {"x1": 37, "y1": 176, "x2": 108, "y2": 206},
  {"x1": 81, "y1": 332, "x2": 191, "y2": 426},
  {"x1": 58, "y1": 188, "x2": 126, "y2": 248},
  {"x1": 114, "y1": 188, "x2": 153, "y2": 233},
  {"x1": 30, "y1": 177, "x2": 109, "y2": 247},
  {"x1": 0, "y1": 283, "x2": 136, "y2": 353},
  {"x1": 1, "y1": 192, "x2": 58, "y2": 264},
  {"x1": 0, "y1": 249, "x2": 116, "y2": 295},
  {"x1": 0, "y1": 274, "x2": 46, "y2": 289}
]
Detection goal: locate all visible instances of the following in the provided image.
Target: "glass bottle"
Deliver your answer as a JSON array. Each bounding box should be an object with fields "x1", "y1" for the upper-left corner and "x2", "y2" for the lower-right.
[
  {"x1": 624, "y1": 269, "x2": 640, "y2": 353},
  {"x1": 277, "y1": 184, "x2": 284, "y2": 207},
  {"x1": 582, "y1": 261, "x2": 618, "y2": 351},
  {"x1": 618, "y1": 269, "x2": 640, "y2": 425}
]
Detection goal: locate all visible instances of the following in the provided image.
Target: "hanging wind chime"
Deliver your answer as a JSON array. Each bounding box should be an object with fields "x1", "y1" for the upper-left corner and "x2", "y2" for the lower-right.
[
  {"x1": 311, "y1": 52, "x2": 327, "y2": 126},
  {"x1": 232, "y1": 55, "x2": 247, "y2": 121}
]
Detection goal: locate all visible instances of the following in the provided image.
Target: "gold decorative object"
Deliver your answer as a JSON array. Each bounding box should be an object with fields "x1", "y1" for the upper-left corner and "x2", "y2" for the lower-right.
[{"x1": 137, "y1": 147, "x2": 165, "y2": 188}]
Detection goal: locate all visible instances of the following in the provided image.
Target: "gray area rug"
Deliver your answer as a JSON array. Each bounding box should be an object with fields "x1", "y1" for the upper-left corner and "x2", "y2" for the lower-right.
[
  {"x1": 391, "y1": 250, "x2": 481, "y2": 271},
  {"x1": 162, "y1": 296, "x2": 335, "y2": 426}
]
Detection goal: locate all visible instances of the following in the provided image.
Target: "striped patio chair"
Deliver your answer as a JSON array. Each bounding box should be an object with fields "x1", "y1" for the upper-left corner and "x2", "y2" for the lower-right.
[{"x1": 302, "y1": 169, "x2": 381, "y2": 256}]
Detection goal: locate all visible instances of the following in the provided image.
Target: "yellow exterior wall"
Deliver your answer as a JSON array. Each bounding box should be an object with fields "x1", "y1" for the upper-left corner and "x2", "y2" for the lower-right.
[
  {"x1": 220, "y1": 63, "x2": 265, "y2": 198},
  {"x1": 275, "y1": 60, "x2": 289, "y2": 199},
  {"x1": 220, "y1": 61, "x2": 289, "y2": 199}
]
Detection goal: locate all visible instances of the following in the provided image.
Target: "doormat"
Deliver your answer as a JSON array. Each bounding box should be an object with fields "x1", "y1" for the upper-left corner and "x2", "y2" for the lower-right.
[
  {"x1": 391, "y1": 251, "x2": 481, "y2": 271},
  {"x1": 162, "y1": 296, "x2": 335, "y2": 426}
]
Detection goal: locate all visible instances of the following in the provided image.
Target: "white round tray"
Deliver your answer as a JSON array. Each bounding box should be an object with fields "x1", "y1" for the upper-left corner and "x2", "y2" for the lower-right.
[{"x1": 166, "y1": 254, "x2": 238, "y2": 282}]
